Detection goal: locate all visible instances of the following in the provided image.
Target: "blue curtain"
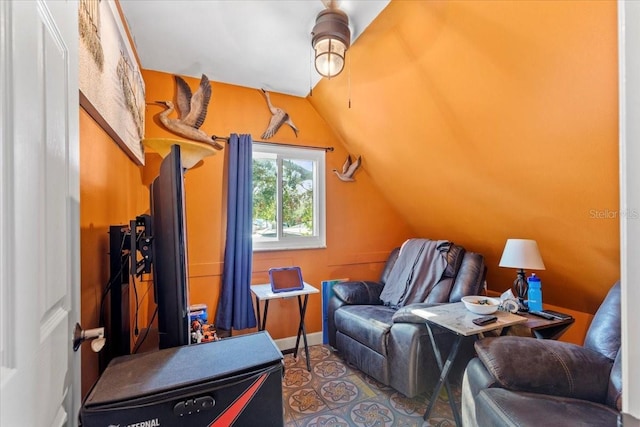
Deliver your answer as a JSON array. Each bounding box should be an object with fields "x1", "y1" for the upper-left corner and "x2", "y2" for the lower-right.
[{"x1": 215, "y1": 134, "x2": 256, "y2": 330}]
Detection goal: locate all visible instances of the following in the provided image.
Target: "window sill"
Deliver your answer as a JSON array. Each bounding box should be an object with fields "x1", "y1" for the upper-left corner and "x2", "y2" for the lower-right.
[{"x1": 253, "y1": 245, "x2": 327, "y2": 253}]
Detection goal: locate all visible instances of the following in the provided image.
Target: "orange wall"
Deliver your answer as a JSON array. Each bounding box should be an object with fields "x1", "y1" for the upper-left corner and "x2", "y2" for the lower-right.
[
  {"x1": 142, "y1": 69, "x2": 414, "y2": 340},
  {"x1": 309, "y1": 0, "x2": 620, "y2": 314},
  {"x1": 79, "y1": 108, "x2": 150, "y2": 396}
]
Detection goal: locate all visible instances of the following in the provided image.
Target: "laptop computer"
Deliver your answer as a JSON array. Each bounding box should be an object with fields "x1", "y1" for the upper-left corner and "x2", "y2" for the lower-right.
[{"x1": 268, "y1": 266, "x2": 305, "y2": 293}]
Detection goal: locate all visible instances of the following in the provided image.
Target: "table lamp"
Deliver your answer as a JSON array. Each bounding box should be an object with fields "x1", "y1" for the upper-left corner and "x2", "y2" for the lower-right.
[{"x1": 498, "y1": 239, "x2": 545, "y2": 309}]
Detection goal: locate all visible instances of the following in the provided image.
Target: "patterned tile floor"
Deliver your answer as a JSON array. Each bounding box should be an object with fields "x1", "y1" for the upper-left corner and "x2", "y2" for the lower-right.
[{"x1": 282, "y1": 345, "x2": 459, "y2": 427}]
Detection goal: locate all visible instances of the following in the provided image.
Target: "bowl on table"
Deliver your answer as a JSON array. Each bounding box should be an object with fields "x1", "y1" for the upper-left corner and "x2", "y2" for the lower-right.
[{"x1": 461, "y1": 296, "x2": 501, "y2": 315}]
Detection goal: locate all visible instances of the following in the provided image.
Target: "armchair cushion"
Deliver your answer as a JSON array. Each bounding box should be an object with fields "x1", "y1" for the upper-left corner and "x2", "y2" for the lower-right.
[
  {"x1": 584, "y1": 280, "x2": 621, "y2": 360},
  {"x1": 332, "y1": 281, "x2": 384, "y2": 305},
  {"x1": 442, "y1": 242, "x2": 465, "y2": 278},
  {"x1": 449, "y1": 252, "x2": 486, "y2": 302},
  {"x1": 475, "y1": 388, "x2": 619, "y2": 427},
  {"x1": 334, "y1": 305, "x2": 394, "y2": 355},
  {"x1": 475, "y1": 336, "x2": 613, "y2": 404}
]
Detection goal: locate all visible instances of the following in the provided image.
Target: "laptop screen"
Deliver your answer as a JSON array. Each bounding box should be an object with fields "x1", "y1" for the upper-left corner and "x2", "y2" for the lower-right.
[{"x1": 269, "y1": 267, "x2": 304, "y2": 293}]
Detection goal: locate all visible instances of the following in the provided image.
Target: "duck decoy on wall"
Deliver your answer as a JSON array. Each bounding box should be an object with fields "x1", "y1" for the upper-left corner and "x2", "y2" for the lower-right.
[
  {"x1": 259, "y1": 88, "x2": 299, "y2": 139},
  {"x1": 333, "y1": 155, "x2": 361, "y2": 182},
  {"x1": 154, "y1": 74, "x2": 223, "y2": 150}
]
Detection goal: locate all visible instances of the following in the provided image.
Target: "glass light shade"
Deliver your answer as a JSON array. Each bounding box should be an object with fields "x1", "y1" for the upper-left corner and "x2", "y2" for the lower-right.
[
  {"x1": 311, "y1": 8, "x2": 350, "y2": 79},
  {"x1": 499, "y1": 239, "x2": 546, "y2": 270},
  {"x1": 314, "y1": 38, "x2": 346, "y2": 78}
]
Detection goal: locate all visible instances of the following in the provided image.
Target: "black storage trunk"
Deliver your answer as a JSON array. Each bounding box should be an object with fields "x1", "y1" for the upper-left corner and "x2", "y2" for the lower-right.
[{"x1": 80, "y1": 331, "x2": 284, "y2": 427}]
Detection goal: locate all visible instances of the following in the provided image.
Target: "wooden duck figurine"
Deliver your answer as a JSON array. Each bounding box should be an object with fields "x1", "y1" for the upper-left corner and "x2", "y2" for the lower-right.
[
  {"x1": 155, "y1": 74, "x2": 223, "y2": 150},
  {"x1": 260, "y1": 88, "x2": 298, "y2": 139},
  {"x1": 333, "y1": 155, "x2": 361, "y2": 182}
]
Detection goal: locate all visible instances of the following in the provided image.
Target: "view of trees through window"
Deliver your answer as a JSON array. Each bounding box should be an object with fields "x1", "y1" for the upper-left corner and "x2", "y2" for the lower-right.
[{"x1": 252, "y1": 156, "x2": 314, "y2": 240}]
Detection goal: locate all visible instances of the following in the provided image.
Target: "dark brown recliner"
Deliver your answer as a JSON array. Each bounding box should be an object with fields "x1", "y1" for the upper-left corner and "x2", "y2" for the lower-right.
[
  {"x1": 327, "y1": 240, "x2": 486, "y2": 397},
  {"x1": 461, "y1": 281, "x2": 621, "y2": 427}
]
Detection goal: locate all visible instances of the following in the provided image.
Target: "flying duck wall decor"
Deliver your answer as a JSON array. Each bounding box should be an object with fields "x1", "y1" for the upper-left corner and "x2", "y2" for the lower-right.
[
  {"x1": 259, "y1": 88, "x2": 299, "y2": 139},
  {"x1": 154, "y1": 74, "x2": 223, "y2": 150},
  {"x1": 333, "y1": 155, "x2": 362, "y2": 182}
]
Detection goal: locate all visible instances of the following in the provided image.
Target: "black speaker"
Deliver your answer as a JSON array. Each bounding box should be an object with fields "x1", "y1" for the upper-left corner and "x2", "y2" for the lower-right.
[{"x1": 80, "y1": 332, "x2": 284, "y2": 427}]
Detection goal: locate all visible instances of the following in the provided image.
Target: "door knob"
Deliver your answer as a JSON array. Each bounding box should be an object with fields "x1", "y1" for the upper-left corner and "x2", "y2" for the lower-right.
[{"x1": 73, "y1": 323, "x2": 106, "y2": 352}]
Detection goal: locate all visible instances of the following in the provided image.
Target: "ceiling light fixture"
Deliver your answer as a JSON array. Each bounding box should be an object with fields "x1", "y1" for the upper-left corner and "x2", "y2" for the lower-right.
[{"x1": 311, "y1": 6, "x2": 351, "y2": 79}]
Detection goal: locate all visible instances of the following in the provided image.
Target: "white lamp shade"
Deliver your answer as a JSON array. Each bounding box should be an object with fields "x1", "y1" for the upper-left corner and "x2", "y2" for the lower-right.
[{"x1": 499, "y1": 239, "x2": 546, "y2": 270}]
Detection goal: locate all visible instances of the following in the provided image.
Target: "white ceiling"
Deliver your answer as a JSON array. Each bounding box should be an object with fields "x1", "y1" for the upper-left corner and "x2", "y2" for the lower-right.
[{"x1": 119, "y1": 0, "x2": 390, "y2": 98}]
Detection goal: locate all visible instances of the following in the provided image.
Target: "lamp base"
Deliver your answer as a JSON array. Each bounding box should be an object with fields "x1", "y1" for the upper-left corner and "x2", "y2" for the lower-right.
[{"x1": 512, "y1": 269, "x2": 529, "y2": 311}]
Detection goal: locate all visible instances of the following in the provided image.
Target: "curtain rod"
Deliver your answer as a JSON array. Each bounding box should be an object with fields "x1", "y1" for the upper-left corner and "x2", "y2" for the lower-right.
[{"x1": 212, "y1": 135, "x2": 334, "y2": 152}]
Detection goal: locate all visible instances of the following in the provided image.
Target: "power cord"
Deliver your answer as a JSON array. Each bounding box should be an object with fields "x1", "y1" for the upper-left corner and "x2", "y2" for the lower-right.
[
  {"x1": 98, "y1": 233, "x2": 128, "y2": 328},
  {"x1": 131, "y1": 273, "x2": 140, "y2": 336},
  {"x1": 131, "y1": 306, "x2": 158, "y2": 354},
  {"x1": 100, "y1": 225, "x2": 156, "y2": 350},
  {"x1": 132, "y1": 272, "x2": 155, "y2": 338}
]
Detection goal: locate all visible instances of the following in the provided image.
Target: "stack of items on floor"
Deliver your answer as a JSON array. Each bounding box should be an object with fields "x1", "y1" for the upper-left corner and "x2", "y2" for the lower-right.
[{"x1": 189, "y1": 304, "x2": 219, "y2": 343}]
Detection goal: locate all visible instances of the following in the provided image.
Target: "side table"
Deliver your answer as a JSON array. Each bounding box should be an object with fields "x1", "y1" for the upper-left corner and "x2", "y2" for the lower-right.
[
  {"x1": 485, "y1": 291, "x2": 576, "y2": 340},
  {"x1": 250, "y1": 282, "x2": 319, "y2": 371},
  {"x1": 411, "y1": 302, "x2": 528, "y2": 426},
  {"x1": 507, "y1": 311, "x2": 575, "y2": 340}
]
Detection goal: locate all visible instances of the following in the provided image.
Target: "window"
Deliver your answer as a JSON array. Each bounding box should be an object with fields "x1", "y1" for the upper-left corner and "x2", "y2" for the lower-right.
[{"x1": 252, "y1": 143, "x2": 326, "y2": 251}]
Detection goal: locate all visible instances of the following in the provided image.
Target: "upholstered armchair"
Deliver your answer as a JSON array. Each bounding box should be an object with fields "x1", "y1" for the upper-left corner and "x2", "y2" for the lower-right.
[
  {"x1": 327, "y1": 239, "x2": 486, "y2": 398},
  {"x1": 461, "y1": 281, "x2": 621, "y2": 427}
]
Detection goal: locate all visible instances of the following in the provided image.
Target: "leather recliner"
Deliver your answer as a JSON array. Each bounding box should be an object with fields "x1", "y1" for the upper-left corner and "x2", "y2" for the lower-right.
[
  {"x1": 461, "y1": 281, "x2": 622, "y2": 427},
  {"x1": 327, "y1": 242, "x2": 486, "y2": 398}
]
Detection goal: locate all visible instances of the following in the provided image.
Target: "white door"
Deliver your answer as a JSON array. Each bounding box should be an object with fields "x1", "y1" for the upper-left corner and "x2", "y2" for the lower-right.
[
  {"x1": 620, "y1": 1, "x2": 640, "y2": 423},
  {"x1": 1, "y1": 0, "x2": 80, "y2": 426}
]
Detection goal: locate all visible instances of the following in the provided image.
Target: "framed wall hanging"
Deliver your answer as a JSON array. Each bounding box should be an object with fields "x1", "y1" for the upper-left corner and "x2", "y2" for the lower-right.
[{"x1": 79, "y1": 0, "x2": 146, "y2": 165}]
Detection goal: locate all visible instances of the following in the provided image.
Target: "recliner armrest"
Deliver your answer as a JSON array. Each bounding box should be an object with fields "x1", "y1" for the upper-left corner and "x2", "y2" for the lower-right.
[
  {"x1": 475, "y1": 336, "x2": 614, "y2": 404},
  {"x1": 392, "y1": 302, "x2": 445, "y2": 324},
  {"x1": 332, "y1": 281, "x2": 384, "y2": 305}
]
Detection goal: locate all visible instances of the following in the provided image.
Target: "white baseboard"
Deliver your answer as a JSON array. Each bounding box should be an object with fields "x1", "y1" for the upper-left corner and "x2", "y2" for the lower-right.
[{"x1": 273, "y1": 332, "x2": 323, "y2": 352}]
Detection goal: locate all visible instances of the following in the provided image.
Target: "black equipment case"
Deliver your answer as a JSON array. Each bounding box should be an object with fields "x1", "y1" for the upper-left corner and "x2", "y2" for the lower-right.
[{"x1": 79, "y1": 331, "x2": 284, "y2": 426}]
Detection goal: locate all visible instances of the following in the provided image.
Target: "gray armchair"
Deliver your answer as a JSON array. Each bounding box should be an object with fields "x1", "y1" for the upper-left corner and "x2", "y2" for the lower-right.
[
  {"x1": 461, "y1": 281, "x2": 621, "y2": 427},
  {"x1": 327, "y1": 240, "x2": 486, "y2": 397}
]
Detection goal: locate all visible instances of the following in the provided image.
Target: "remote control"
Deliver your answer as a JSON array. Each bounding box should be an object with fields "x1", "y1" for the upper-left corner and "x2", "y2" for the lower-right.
[
  {"x1": 529, "y1": 310, "x2": 556, "y2": 320},
  {"x1": 540, "y1": 309, "x2": 573, "y2": 320},
  {"x1": 472, "y1": 315, "x2": 498, "y2": 326}
]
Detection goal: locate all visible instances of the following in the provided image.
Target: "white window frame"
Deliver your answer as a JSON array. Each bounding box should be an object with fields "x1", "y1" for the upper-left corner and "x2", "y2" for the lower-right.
[{"x1": 252, "y1": 143, "x2": 326, "y2": 252}]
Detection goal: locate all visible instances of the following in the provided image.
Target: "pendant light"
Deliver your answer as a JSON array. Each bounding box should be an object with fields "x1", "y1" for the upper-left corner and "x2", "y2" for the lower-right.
[{"x1": 311, "y1": 6, "x2": 351, "y2": 79}]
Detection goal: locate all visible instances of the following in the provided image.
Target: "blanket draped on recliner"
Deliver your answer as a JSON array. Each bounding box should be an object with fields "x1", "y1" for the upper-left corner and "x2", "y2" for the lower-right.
[{"x1": 379, "y1": 239, "x2": 449, "y2": 308}]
